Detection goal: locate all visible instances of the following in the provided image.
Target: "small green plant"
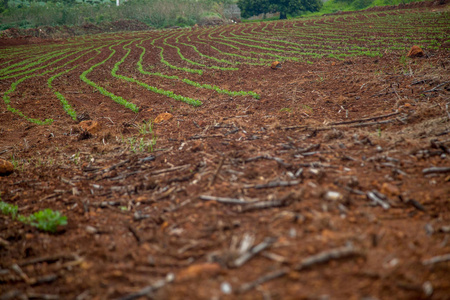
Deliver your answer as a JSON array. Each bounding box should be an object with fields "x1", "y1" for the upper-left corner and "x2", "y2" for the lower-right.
[
  {"x1": 301, "y1": 104, "x2": 314, "y2": 113},
  {"x1": 25, "y1": 209, "x2": 68, "y2": 233},
  {"x1": 0, "y1": 201, "x2": 18, "y2": 219},
  {"x1": 0, "y1": 201, "x2": 67, "y2": 233},
  {"x1": 399, "y1": 55, "x2": 407, "y2": 66},
  {"x1": 127, "y1": 137, "x2": 157, "y2": 153},
  {"x1": 10, "y1": 154, "x2": 18, "y2": 169},
  {"x1": 72, "y1": 152, "x2": 81, "y2": 165},
  {"x1": 280, "y1": 107, "x2": 293, "y2": 113},
  {"x1": 138, "y1": 120, "x2": 154, "y2": 135}
]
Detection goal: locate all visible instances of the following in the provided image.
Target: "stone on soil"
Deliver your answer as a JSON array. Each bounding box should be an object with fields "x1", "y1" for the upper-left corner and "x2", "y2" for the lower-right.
[
  {"x1": 154, "y1": 113, "x2": 173, "y2": 124},
  {"x1": 271, "y1": 61, "x2": 281, "y2": 69},
  {"x1": 79, "y1": 120, "x2": 101, "y2": 134},
  {"x1": 407, "y1": 45, "x2": 424, "y2": 58},
  {"x1": 0, "y1": 159, "x2": 14, "y2": 176}
]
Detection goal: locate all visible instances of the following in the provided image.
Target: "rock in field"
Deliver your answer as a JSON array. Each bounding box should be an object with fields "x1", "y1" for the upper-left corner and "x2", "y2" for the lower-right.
[
  {"x1": 0, "y1": 159, "x2": 14, "y2": 176},
  {"x1": 407, "y1": 45, "x2": 424, "y2": 58},
  {"x1": 79, "y1": 120, "x2": 101, "y2": 134},
  {"x1": 154, "y1": 113, "x2": 173, "y2": 124},
  {"x1": 271, "y1": 61, "x2": 282, "y2": 69}
]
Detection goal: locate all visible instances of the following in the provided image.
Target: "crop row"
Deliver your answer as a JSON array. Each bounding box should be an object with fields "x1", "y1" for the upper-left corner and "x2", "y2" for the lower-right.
[{"x1": 0, "y1": 9, "x2": 448, "y2": 125}]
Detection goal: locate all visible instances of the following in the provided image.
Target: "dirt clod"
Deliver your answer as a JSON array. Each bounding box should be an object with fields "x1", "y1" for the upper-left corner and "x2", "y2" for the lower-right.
[
  {"x1": 271, "y1": 61, "x2": 282, "y2": 69},
  {"x1": 154, "y1": 112, "x2": 174, "y2": 124},
  {"x1": 0, "y1": 159, "x2": 14, "y2": 176},
  {"x1": 79, "y1": 120, "x2": 101, "y2": 134},
  {"x1": 407, "y1": 45, "x2": 425, "y2": 57}
]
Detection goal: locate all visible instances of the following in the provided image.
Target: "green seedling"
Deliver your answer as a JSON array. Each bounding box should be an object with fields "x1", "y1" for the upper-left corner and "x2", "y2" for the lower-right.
[
  {"x1": 302, "y1": 104, "x2": 314, "y2": 113},
  {"x1": 26, "y1": 209, "x2": 67, "y2": 233},
  {"x1": 0, "y1": 201, "x2": 67, "y2": 233},
  {"x1": 138, "y1": 120, "x2": 154, "y2": 135},
  {"x1": 10, "y1": 154, "x2": 18, "y2": 169},
  {"x1": 0, "y1": 201, "x2": 18, "y2": 219}
]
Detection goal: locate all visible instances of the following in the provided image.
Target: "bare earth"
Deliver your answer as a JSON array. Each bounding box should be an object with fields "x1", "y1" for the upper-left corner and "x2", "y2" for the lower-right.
[{"x1": 1, "y1": 4, "x2": 450, "y2": 300}]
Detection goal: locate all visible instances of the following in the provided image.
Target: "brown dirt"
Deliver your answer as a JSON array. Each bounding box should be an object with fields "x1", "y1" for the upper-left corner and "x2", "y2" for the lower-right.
[
  {"x1": 0, "y1": 19, "x2": 153, "y2": 43},
  {"x1": 1, "y1": 5, "x2": 450, "y2": 300}
]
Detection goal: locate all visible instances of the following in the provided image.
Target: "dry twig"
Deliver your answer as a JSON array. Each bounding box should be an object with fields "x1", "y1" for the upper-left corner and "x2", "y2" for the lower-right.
[
  {"x1": 231, "y1": 237, "x2": 277, "y2": 268},
  {"x1": 239, "y1": 244, "x2": 363, "y2": 293},
  {"x1": 330, "y1": 111, "x2": 400, "y2": 126},
  {"x1": 423, "y1": 81, "x2": 450, "y2": 93},
  {"x1": 238, "y1": 192, "x2": 299, "y2": 212},
  {"x1": 294, "y1": 244, "x2": 363, "y2": 270},
  {"x1": 244, "y1": 180, "x2": 300, "y2": 189},
  {"x1": 245, "y1": 155, "x2": 290, "y2": 168},
  {"x1": 422, "y1": 167, "x2": 450, "y2": 175},
  {"x1": 208, "y1": 157, "x2": 226, "y2": 187},
  {"x1": 150, "y1": 164, "x2": 191, "y2": 175},
  {"x1": 367, "y1": 191, "x2": 390, "y2": 210},
  {"x1": 422, "y1": 253, "x2": 450, "y2": 266},
  {"x1": 199, "y1": 195, "x2": 255, "y2": 205},
  {"x1": 116, "y1": 273, "x2": 174, "y2": 300}
]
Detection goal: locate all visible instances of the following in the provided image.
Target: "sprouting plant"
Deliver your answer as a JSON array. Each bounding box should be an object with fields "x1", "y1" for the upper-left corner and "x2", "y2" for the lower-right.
[
  {"x1": 280, "y1": 107, "x2": 293, "y2": 113},
  {"x1": 0, "y1": 201, "x2": 67, "y2": 233},
  {"x1": 0, "y1": 201, "x2": 18, "y2": 219},
  {"x1": 72, "y1": 152, "x2": 80, "y2": 165},
  {"x1": 127, "y1": 137, "x2": 157, "y2": 153},
  {"x1": 26, "y1": 209, "x2": 67, "y2": 233},
  {"x1": 138, "y1": 120, "x2": 154, "y2": 135},
  {"x1": 302, "y1": 104, "x2": 314, "y2": 113},
  {"x1": 148, "y1": 136, "x2": 157, "y2": 152},
  {"x1": 10, "y1": 154, "x2": 18, "y2": 169},
  {"x1": 399, "y1": 55, "x2": 407, "y2": 66}
]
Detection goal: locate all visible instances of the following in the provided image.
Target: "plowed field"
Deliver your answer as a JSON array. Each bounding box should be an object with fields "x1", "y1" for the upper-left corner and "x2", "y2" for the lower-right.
[{"x1": 1, "y1": 4, "x2": 450, "y2": 300}]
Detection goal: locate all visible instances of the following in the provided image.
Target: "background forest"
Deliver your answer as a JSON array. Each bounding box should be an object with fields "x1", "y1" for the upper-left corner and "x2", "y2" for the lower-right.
[{"x1": 0, "y1": 0, "x2": 426, "y2": 31}]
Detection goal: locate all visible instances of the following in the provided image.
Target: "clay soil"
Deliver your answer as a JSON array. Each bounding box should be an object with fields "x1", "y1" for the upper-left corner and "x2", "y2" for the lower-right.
[{"x1": 1, "y1": 5, "x2": 450, "y2": 300}]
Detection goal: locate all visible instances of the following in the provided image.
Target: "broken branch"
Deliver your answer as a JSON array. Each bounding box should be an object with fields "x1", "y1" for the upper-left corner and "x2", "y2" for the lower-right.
[
  {"x1": 422, "y1": 253, "x2": 450, "y2": 266},
  {"x1": 244, "y1": 180, "x2": 300, "y2": 189},
  {"x1": 295, "y1": 244, "x2": 363, "y2": 270},
  {"x1": 330, "y1": 111, "x2": 400, "y2": 126},
  {"x1": 199, "y1": 195, "x2": 255, "y2": 205},
  {"x1": 232, "y1": 237, "x2": 277, "y2": 268},
  {"x1": 422, "y1": 167, "x2": 450, "y2": 175}
]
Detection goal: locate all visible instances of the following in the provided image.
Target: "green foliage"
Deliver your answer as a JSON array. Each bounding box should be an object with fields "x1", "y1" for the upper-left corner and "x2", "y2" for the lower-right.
[
  {"x1": 237, "y1": 0, "x2": 270, "y2": 18},
  {"x1": 0, "y1": 201, "x2": 67, "y2": 233},
  {"x1": 322, "y1": 0, "x2": 422, "y2": 13},
  {"x1": 0, "y1": 201, "x2": 18, "y2": 219},
  {"x1": 138, "y1": 120, "x2": 154, "y2": 135},
  {"x1": 136, "y1": 40, "x2": 261, "y2": 99},
  {"x1": 26, "y1": 209, "x2": 68, "y2": 233},
  {"x1": 126, "y1": 136, "x2": 157, "y2": 153},
  {"x1": 1, "y1": 0, "x2": 234, "y2": 29},
  {"x1": 112, "y1": 41, "x2": 203, "y2": 106},
  {"x1": 237, "y1": 0, "x2": 322, "y2": 19},
  {"x1": 47, "y1": 46, "x2": 104, "y2": 120},
  {"x1": 80, "y1": 43, "x2": 140, "y2": 112}
]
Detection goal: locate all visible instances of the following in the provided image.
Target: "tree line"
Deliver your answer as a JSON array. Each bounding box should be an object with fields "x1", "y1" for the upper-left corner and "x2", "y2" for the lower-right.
[{"x1": 237, "y1": 0, "x2": 323, "y2": 19}]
